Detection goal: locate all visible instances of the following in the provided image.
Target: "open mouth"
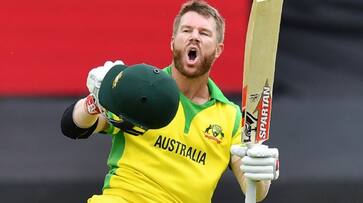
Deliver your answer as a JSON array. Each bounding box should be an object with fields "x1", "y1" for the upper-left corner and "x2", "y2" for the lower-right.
[
  {"x1": 188, "y1": 49, "x2": 197, "y2": 61},
  {"x1": 187, "y1": 47, "x2": 199, "y2": 63}
]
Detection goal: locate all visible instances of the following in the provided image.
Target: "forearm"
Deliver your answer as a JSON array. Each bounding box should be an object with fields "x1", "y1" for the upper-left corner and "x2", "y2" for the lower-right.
[
  {"x1": 61, "y1": 97, "x2": 108, "y2": 139},
  {"x1": 231, "y1": 155, "x2": 270, "y2": 202},
  {"x1": 73, "y1": 98, "x2": 108, "y2": 133},
  {"x1": 73, "y1": 98, "x2": 98, "y2": 127}
]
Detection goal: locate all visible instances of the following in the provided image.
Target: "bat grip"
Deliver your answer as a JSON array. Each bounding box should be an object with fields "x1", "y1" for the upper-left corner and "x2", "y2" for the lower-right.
[
  {"x1": 245, "y1": 178, "x2": 256, "y2": 203},
  {"x1": 245, "y1": 143, "x2": 258, "y2": 203}
]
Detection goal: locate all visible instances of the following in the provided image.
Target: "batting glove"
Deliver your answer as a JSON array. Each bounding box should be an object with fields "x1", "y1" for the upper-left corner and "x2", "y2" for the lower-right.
[
  {"x1": 231, "y1": 144, "x2": 279, "y2": 181},
  {"x1": 86, "y1": 60, "x2": 124, "y2": 99},
  {"x1": 85, "y1": 60, "x2": 124, "y2": 115}
]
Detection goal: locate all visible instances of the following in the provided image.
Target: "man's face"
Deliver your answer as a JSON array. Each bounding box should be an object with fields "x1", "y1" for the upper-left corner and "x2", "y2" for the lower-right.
[{"x1": 171, "y1": 11, "x2": 223, "y2": 78}]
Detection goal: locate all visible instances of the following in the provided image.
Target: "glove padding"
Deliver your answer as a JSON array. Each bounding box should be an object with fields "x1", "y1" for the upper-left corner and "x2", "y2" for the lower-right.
[
  {"x1": 86, "y1": 60, "x2": 124, "y2": 110},
  {"x1": 231, "y1": 144, "x2": 279, "y2": 181}
]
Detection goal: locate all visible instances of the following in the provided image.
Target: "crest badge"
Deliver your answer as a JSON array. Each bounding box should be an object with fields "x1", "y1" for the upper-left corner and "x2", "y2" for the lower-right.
[{"x1": 204, "y1": 124, "x2": 224, "y2": 144}]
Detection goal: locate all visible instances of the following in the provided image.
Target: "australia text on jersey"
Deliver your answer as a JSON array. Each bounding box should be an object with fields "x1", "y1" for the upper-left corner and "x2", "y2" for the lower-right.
[{"x1": 154, "y1": 135, "x2": 207, "y2": 165}]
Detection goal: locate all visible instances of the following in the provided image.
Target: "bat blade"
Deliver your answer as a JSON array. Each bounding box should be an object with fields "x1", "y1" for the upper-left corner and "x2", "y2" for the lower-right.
[
  {"x1": 242, "y1": 0, "x2": 284, "y2": 146},
  {"x1": 241, "y1": 0, "x2": 284, "y2": 202}
]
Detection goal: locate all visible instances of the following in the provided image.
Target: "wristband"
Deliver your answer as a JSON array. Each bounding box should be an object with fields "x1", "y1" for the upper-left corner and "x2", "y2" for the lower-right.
[
  {"x1": 61, "y1": 101, "x2": 99, "y2": 139},
  {"x1": 85, "y1": 94, "x2": 101, "y2": 115}
]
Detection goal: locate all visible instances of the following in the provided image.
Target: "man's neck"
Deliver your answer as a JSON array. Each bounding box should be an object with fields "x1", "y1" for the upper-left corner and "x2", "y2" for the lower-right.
[{"x1": 171, "y1": 66, "x2": 210, "y2": 105}]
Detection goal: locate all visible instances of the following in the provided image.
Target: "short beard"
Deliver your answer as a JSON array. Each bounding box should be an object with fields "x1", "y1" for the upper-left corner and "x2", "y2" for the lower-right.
[{"x1": 173, "y1": 47, "x2": 215, "y2": 78}]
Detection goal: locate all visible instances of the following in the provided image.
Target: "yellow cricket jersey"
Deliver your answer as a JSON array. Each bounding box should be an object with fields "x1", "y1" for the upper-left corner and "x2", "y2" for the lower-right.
[{"x1": 99, "y1": 67, "x2": 242, "y2": 203}]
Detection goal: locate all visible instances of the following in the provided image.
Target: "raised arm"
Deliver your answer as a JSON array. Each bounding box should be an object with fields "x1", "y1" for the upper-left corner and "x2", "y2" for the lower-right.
[{"x1": 61, "y1": 60, "x2": 124, "y2": 139}]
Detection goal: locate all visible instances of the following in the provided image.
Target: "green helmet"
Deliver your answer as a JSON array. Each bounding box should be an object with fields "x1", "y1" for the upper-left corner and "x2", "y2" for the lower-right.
[{"x1": 98, "y1": 64, "x2": 179, "y2": 135}]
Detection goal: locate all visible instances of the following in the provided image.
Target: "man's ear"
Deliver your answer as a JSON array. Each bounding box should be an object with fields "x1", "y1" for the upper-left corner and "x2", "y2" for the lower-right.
[
  {"x1": 215, "y1": 43, "x2": 224, "y2": 58},
  {"x1": 170, "y1": 37, "x2": 175, "y2": 51}
]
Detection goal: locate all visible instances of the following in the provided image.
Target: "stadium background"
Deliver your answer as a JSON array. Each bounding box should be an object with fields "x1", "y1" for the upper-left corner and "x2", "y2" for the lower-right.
[{"x1": 1, "y1": 0, "x2": 363, "y2": 202}]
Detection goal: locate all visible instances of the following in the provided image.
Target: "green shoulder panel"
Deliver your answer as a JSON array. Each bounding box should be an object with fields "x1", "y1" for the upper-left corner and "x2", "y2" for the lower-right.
[
  {"x1": 103, "y1": 131, "x2": 126, "y2": 190},
  {"x1": 207, "y1": 77, "x2": 242, "y2": 137},
  {"x1": 231, "y1": 104, "x2": 242, "y2": 137}
]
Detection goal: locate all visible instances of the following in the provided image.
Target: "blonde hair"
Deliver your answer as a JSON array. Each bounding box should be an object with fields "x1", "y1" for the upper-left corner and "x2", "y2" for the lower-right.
[{"x1": 172, "y1": 0, "x2": 225, "y2": 43}]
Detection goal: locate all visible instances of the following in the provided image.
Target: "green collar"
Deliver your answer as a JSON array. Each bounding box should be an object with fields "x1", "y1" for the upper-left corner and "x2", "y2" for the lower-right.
[{"x1": 163, "y1": 66, "x2": 230, "y2": 104}]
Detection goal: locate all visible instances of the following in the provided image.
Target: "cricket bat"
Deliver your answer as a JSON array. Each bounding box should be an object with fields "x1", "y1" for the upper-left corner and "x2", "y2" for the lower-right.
[{"x1": 241, "y1": 0, "x2": 284, "y2": 202}]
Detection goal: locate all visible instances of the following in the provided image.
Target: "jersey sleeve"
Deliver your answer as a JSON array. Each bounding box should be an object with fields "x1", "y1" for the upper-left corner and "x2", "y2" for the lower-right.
[{"x1": 231, "y1": 104, "x2": 242, "y2": 145}]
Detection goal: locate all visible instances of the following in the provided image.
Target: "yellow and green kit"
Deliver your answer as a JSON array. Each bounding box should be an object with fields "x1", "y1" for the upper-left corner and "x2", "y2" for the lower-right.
[{"x1": 89, "y1": 67, "x2": 242, "y2": 203}]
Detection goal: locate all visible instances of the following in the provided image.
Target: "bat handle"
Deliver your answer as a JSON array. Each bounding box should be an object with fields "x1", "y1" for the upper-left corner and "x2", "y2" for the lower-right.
[
  {"x1": 245, "y1": 178, "x2": 256, "y2": 203},
  {"x1": 245, "y1": 143, "x2": 258, "y2": 203}
]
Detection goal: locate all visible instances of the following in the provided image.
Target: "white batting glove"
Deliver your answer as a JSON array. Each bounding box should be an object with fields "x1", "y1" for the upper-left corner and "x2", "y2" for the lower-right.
[
  {"x1": 231, "y1": 144, "x2": 279, "y2": 181},
  {"x1": 84, "y1": 60, "x2": 124, "y2": 115},
  {"x1": 86, "y1": 60, "x2": 124, "y2": 102}
]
